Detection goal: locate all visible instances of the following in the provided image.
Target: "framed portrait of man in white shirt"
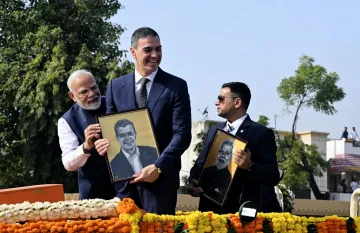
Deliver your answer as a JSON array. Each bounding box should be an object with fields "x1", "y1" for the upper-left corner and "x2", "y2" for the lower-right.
[
  {"x1": 197, "y1": 129, "x2": 248, "y2": 206},
  {"x1": 96, "y1": 108, "x2": 159, "y2": 182}
]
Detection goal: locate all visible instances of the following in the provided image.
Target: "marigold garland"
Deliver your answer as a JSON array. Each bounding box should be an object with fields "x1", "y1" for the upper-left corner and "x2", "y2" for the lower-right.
[
  {"x1": 0, "y1": 197, "x2": 120, "y2": 224},
  {"x1": 0, "y1": 218, "x2": 131, "y2": 233},
  {"x1": 2, "y1": 197, "x2": 360, "y2": 233}
]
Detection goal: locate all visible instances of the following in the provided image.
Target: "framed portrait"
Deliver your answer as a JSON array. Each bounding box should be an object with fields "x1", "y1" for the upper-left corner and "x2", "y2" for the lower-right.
[
  {"x1": 197, "y1": 128, "x2": 248, "y2": 206},
  {"x1": 96, "y1": 108, "x2": 160, "y2": 183}
]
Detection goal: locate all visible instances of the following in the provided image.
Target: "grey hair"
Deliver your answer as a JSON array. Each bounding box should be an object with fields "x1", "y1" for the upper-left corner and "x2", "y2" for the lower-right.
[
  {"x1": 67, "y1": 69, "x2": 94, "y2": 92},
  {"x1": 131, "y1": 27, "x2": 159, "y2": 48},
  {"x1": 220, "y1": 139, "x2": 234, "y2": 149}
]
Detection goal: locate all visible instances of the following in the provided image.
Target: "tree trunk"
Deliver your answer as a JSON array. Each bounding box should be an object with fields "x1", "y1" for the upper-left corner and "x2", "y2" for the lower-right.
[
  {"x1": 291, "y1": 95, "x2": 306, "y2": 145},
  {"x1": 308, "y1": 172, "x2": 323, "y2": 199},
  {"x1": 301, "y1": 151, "x2": 323, "y2": 199}
]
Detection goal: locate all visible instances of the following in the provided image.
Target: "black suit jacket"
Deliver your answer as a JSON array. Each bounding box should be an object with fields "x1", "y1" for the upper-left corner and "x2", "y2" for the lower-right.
[
  {"x1": 198, "y1": 165, "x2": 232, "y2": 205},
  {"x1": 110, "y1": 146, "x2": 158, "y2": 181},
  {"x1": 106, "y1": 68, "x2": 191, "y2": 189},
  {"x1": 189, "y1": 115, "x2": 280, "y2": 213}
]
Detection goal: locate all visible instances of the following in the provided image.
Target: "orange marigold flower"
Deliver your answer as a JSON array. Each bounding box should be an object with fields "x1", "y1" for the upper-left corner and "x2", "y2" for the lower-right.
[{"x1": 116, "y1": 198, "x2": 140, "y2": 214}]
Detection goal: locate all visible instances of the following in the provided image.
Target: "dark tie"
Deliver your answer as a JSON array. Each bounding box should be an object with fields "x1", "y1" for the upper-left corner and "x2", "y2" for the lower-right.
[
  {"x1": 136, "y1": 78, "x2": 150, "y2": 108},
  {"x1": 226, "y1": 124, "x2": 234, "y2": 132}
]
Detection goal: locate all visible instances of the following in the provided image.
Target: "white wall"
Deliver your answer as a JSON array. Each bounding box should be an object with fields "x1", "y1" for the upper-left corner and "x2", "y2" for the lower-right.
[
  {"x1": 326, "y1": 139, "x2": 360, "y2": 159},
  {"x1": 180, "y1": 121, "x2": 209, "y2": 184},
  {"x1": 326, "y1": 140, "x2": 346, "y2": 160},
  {"x1": 309, "y1": 133, "x2": 329, "y2": 198}
]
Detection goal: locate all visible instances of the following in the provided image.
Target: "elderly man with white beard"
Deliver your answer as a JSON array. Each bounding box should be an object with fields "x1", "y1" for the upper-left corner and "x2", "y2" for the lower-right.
[{"x1": 57, "y1": 70, "x2": 115, "y2": 200}]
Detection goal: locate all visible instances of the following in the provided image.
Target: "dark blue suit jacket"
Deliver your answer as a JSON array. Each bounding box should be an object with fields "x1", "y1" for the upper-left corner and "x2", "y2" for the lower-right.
[
  {"x1": 105, "y1": 68, "x2": 192, "y2": 214},
  {"x1": 110, "y1": 146, "x2": 158, "y2": 181},
  {"x1": 189, "y1": 115, "x2": 280, "y2": 213}
]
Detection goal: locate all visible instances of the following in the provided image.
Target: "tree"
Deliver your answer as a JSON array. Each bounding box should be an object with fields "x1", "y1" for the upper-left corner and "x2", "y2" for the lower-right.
[
  {"x1": 0, "y1": 0, "x2": 134, "y2": 191},
  {"x1": 193, "y1": 120, "x2": 220, "y2": 156},
  {"x1": 276, "y1": 54, "x2": 345, "y2": 199},
  {"x1": 257, "y1": 115, "x2": 270, "y2": 127}
]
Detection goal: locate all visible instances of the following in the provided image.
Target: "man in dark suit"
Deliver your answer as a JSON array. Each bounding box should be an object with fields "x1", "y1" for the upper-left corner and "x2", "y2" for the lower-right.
[
  {"x1": 94, "y1": 27, "x2": 191, "y2": 214},
  {"x1": 110, "y1": 119, "x2": 158, "y2": 181},
  {"x1": 341, "y1": 127, "x2": 348, "y2": 139},
  {"x1": 188, "y1": 82, "x2": 281, "y2": 214},
  {"x1": 199, "y1": 139, "x2": 233, "y2": 204}
]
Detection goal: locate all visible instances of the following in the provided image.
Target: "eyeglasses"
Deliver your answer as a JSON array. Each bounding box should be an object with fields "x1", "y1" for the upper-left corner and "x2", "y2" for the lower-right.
[{"x1": 217, "y1": 95, "x2": 236, "y2": 102}]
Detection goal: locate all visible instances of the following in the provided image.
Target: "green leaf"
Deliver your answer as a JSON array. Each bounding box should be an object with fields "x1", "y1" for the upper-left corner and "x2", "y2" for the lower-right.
[{"x1": 0, "y1": 0, "x2": 134, "y2": 191}]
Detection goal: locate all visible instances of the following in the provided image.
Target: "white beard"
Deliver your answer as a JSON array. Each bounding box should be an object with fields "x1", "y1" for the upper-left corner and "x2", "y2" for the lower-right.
[{"x1": 77, "y1": 97, "x2": 101, "y2": 110}]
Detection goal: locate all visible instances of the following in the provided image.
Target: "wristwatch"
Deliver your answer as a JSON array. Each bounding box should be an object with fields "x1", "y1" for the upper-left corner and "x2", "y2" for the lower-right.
[
  {"x1": 83, "y1": 144, "x2": 93, "y2": 154},
  {"x1": 157, "y1": 167, "x2": 162, "y2": 174}
]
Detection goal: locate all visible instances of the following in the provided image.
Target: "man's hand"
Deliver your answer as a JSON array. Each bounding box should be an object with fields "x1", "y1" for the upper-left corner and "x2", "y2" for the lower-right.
[
  {"x1": 234, "y1": 148, "x2": 252, "y2": 170},
  {"x1": 94, "y1": 139, "x2": 110, "y2": 156},
  {"x1": 83, "y1": 124, "x2": 101, "y2": 151},
  {"x1": 186, "y1": 180, "x2": 203, "y2": 197},
  {"x1": 130, "y1": 164, "x2": 160, "y2": 184}
]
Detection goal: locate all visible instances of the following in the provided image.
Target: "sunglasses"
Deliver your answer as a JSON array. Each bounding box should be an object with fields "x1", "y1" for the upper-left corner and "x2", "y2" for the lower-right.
[{"x1": 217, "y1": 95, "x2": 236, "y2": 102}]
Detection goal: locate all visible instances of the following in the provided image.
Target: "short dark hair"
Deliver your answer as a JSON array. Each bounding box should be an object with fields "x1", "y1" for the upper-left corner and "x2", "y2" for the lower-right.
[
  {"x1": 114, "y1": 119, "x2": 136, "y2": 137},
  {"x1": 222, "y1": 82, "x2": 251, "y2": 110},
  {"x1": 131, "y1": 27, "x2": 159, "y2": 48}
]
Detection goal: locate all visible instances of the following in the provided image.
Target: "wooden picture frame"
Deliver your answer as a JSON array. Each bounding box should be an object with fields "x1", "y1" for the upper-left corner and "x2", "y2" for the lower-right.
[
  {"x1": 96, "y1": 108, "x2": 160, "y2": 183},
  {"x1": 197, "y1": 128, "x2": 248, "y2": 206}
]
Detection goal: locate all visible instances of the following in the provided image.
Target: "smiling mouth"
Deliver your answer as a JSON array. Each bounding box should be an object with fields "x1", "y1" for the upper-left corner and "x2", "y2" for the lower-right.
[{"x1": 88, "y1": 96, "x2": 99, "y2": 103}]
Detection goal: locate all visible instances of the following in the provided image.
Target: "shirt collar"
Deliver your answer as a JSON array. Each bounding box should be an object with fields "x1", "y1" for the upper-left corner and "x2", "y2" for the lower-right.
[
  {"x1": 135, "y1": 69, "x2": 158, "y2": 84},
  {"x1": 121, "y1": 146, "x2": 140, "y2": 159},
  {"x1": 227, "y1": 114, "x2": 248, "y2": 133}
]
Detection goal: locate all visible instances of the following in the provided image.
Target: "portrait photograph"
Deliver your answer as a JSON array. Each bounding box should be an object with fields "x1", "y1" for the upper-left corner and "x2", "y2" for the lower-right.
[
  {"x1": 197, "y1": 129, "x2": 247, "y2": 206},
  {"x1": 96, "y1": 109, "x2": 159, "y2": 183}
]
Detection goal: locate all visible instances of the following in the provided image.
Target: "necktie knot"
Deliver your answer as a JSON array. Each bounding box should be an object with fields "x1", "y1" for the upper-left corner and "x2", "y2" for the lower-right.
[
  {"x1": 141, "y1": 77, "x2": 150, "y2": 85},
  {"x1": 226, "y1": 124, "x2": 235, "y2": 132},
  {"x1": 136, "y1": 78, "x2": 150, "y2": 108}
]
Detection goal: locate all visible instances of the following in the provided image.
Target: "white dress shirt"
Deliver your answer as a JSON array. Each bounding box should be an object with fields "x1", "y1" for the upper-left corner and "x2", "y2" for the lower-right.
[
  {"x1": 134, "y1": 69, "x2": 158, "y2": 96},
  {"x1": 223, "y1": 114, "x2": 248, "y2": 135},
  {"x1": 121, "y1": 146, "x2": 143, "y2": 174},
  {"x1": 349, "y1": 130, "x2": 360, "y2": 141},
  {"x1": 57, "y1": 118, "x2": 90, "y2": 171}
]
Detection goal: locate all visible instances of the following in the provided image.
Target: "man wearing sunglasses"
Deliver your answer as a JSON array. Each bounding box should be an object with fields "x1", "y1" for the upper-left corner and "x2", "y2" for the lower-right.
[{"x1": 187, "y1": 82, "x2": 281, "y2": 213}]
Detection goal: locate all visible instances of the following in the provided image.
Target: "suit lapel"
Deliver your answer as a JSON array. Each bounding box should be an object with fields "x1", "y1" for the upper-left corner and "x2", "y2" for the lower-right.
[
  {"x1": 235, "y1": 115, "x2": 251, "y2": 140},
  {"x1": 147, "y1": 68, "x2": 166, "y2": 112},
  {"x1": 218, "y1": 122, "x2": 226, "y2": 130},
  {"x1": 119, "y1": 151, "x2": 135, "y2": 176},
  {"x1": 121, "y1": 73, "x2": 137, "y2": 110}
]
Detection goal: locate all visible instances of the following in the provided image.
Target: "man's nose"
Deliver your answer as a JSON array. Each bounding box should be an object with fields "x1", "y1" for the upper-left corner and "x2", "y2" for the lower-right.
[
  {"x1": 88, "y1": 89, "x2": 98, "y2": 97},
  {"x1": 150, "y1": 50, "x2": 159, "y2": 58}
]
